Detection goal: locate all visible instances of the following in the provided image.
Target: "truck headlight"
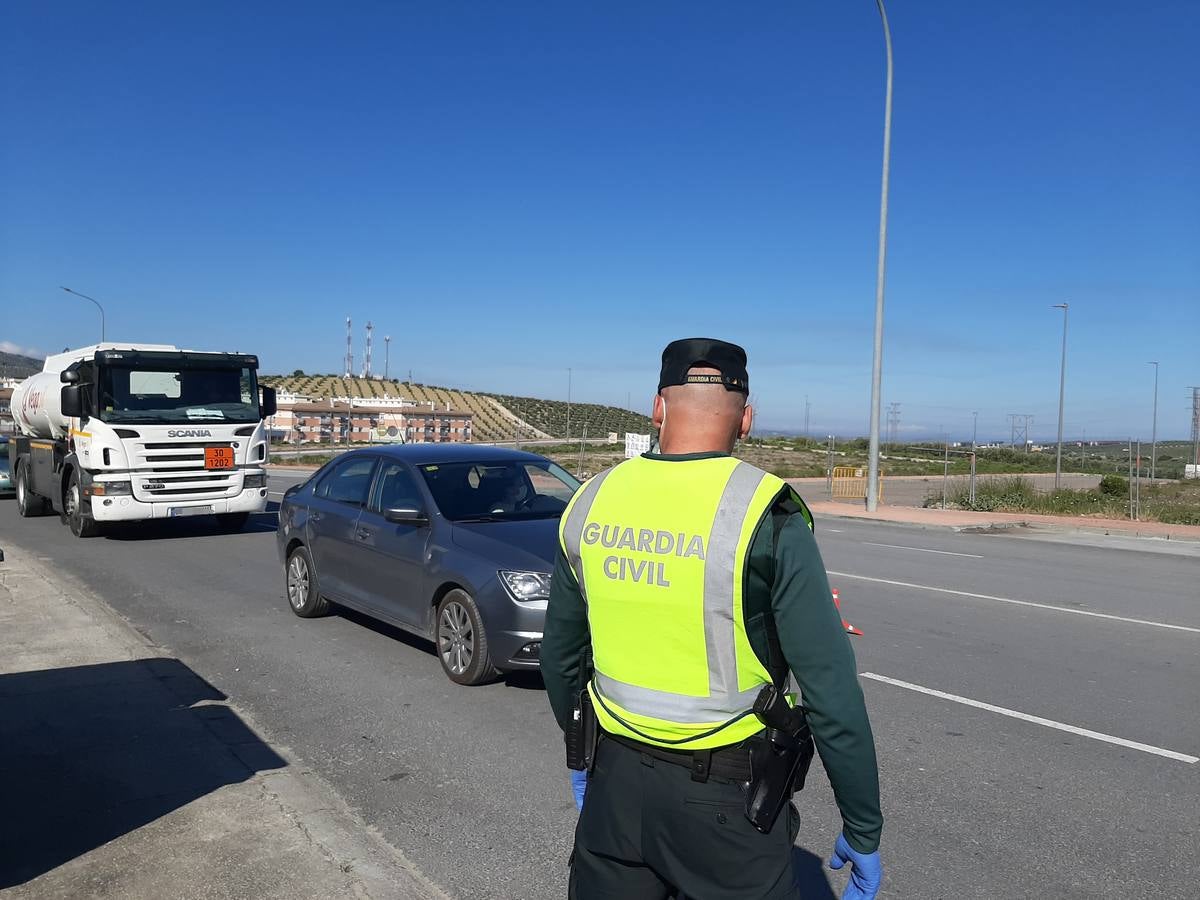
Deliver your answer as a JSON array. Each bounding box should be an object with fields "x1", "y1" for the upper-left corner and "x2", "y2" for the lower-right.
[
  {"x1": 243, "y1": 472, "x2": 267, "y2": 488},
  {"x1": 499, "y1": 570, "x2": 553, "y2": 602},
  {"x1": 89, "y1": 481, "x2": 132, "y2": 496}
]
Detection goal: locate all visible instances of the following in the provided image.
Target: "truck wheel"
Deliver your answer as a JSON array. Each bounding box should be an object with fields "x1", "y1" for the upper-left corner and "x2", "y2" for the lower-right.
[
  {"x1": 16, "y1": 464, "x2": 51, "y2": 518},
  {"x1": 286, "y1": 545, "x2": 329, "y2": 618},
  {"x1": 216, "y1": 512, "x2": 251, "y2": 531},
  {"x1": 65, "y1": 471, "x2": 102, "y2": 538},
  {"x1": 435, "y1": 589, "x2": 499, "y2": 686}
]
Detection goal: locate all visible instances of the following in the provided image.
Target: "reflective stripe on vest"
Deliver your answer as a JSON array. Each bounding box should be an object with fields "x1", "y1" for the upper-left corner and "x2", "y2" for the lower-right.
[{"x1": 559, "y1": 455, "x2": 789, "y2": 749}]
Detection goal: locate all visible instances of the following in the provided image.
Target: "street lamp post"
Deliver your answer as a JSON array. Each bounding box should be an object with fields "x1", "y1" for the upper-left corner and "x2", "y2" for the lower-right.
[
  {"x1": 1052, "y1": 303, "x2": 1069, "y2": 489},
  {"x1": 566, "y1": 367, "x2": 572, "y2": 442},
  {"x1": 866, "y1": 0, "x2": 894, "y2": 512},
  {"x1": 972, "y1": 411, "x2": 978, "y2": 449},
  {"x1": 1148, "y1": 361, "x2": 1159, "y2": 482},
  {"x1": 60, "y1": 286, "x2": 106, "y2": 341},
  {"x1": 384, "y1": 336, "x2": 391, "y2": 381}
]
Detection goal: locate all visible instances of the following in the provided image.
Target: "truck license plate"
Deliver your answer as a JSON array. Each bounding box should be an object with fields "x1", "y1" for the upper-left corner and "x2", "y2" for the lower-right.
[
  {"x1": 205, "y1": 447, "x2": 235, "y2": 469},
  {"x1": 169, "y1": 505, "x2": 214, "y2": 518}
]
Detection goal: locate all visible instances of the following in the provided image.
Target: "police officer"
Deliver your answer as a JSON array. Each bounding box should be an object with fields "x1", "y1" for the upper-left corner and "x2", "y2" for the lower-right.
[{"x1": 542, "y1": 338, "x2": 883, "y2": 900}]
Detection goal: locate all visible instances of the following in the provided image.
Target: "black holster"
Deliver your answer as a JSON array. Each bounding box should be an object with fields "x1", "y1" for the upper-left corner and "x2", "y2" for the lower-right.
[
  {"x1": 744, "y1": 719, "x2": 815, "y2": 834},
  {"x1": 743, "y1": 619, "x2": 816, "y2": 834}
]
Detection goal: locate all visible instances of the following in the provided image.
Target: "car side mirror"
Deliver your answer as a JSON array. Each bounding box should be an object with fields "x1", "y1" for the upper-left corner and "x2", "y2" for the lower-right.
[
  {"x1": 61, "y1": 385, "x2": 84, "y2": 418},
  {"x1": 384, "y1": 506, "x2": 429, "y2": 526},
  {"x1": 260, "y1": 386, "x2": 277, "y2": 418}
]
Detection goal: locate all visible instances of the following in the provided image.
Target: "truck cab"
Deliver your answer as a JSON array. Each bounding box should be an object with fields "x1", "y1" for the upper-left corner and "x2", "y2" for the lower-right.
[{"x1": 11, "y1": 344, "x2": 277, "y2": 537}]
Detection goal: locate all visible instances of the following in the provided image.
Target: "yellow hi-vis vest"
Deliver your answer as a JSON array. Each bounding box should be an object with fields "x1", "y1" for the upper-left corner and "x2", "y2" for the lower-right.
[{"x1": 559, "y1": 455, "x2": 804, "y2": 750}]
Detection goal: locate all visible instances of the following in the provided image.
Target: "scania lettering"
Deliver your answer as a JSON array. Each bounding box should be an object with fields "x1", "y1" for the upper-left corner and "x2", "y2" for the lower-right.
[{"x1": 9, "y1": 343, "x2": 277, "y2": 538}]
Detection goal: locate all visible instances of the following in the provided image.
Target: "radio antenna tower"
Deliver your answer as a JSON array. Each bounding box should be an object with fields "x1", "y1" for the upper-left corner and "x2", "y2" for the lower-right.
[
  {"x1": 344, "y1": 317, "x2": 353, "y2": 378},
  {"x1": 364, "y1": 321, "x2": 374, "y2": 379}
]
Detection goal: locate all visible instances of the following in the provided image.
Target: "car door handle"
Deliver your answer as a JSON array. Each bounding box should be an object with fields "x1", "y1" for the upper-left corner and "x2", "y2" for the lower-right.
[
  {"x1": 356, "y1": 527, "x2": 373, "y2": 540},
  {"x1": 310, "y1": 511, "x2": 323, "y2": 522}
]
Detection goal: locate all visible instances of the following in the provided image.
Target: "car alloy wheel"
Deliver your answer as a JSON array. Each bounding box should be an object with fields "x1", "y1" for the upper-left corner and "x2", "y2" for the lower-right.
[
  {"x1": 285, "y1": 546, "x2": 328, "y2": 618},
  {"x1": 438, "y1": 599, "x2": 474, "y2": 676},
  {"x1": 434, "y1": 589, "x2": 498, "y2": 686},
  {"x1": 287, "y1": 553, "x2": 310, "y2": 611}
]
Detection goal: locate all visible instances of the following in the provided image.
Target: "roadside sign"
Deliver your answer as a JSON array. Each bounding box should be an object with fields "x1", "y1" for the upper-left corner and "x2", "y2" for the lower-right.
[{"x1": 625, "y1": 433, "x2": 651, "y2": 458}]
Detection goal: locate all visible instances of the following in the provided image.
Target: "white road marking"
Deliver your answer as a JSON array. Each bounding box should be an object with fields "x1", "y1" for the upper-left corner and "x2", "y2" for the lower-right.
[
  {"x1": 862, "y1": 541, "x2": 982, "y2": 559},
  {"x1": 860, "y1": 672, "x2": 1199, "y2": 765},
  {"x1": 827, "y1": 571, "x2": 1200, "y2": 634},
  {"x1": 825, "y1": 528, "x2": 844, "y2": 533}
]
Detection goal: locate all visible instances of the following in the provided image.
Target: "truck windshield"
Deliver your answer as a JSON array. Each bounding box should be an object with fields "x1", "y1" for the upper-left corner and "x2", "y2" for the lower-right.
[{"x1": 97, "y1": 365, "x2": 260, "y2": 424}]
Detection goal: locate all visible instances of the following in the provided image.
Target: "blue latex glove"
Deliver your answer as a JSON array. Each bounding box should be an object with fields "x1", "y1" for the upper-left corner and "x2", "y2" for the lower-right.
[
  {"x1": 570, "y1": 769, "x2": 588, "y2": 811},
  {"x1": 828, "y1": 832, "x2": 882, "y2": 900}
]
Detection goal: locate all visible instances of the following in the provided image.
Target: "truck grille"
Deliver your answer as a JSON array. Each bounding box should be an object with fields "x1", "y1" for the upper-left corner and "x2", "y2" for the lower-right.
[{"x1": 130, "y1": 442, "x2": 243, "y2": 502}]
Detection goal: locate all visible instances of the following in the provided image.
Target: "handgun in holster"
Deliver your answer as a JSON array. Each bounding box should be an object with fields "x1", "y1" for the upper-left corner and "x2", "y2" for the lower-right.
[
  {"x1": 743, "y1": 608, "x2": 816, "y2": 834},
  {"x1": 565, "y1": 650, "x2": 599, "y2": 773}
]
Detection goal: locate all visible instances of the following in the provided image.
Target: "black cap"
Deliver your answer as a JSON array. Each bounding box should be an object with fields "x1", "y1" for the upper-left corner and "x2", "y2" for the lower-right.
[{"x1": 658, "y1": 338, "x2": 749, "y2": 394}]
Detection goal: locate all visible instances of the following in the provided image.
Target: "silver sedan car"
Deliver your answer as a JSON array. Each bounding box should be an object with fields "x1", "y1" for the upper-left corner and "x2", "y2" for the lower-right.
[{"x1": 277, "y1": 444, "x2": 580, "y2": 684}]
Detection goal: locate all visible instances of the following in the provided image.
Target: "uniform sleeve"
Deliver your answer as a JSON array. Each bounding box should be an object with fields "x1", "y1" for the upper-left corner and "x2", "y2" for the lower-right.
[
  {"x1": 770, "y1": 514, "x2": 883, "y2": 854},
  {"x1": 541, "y1": 547, "x2": 590, "y2": 733}
]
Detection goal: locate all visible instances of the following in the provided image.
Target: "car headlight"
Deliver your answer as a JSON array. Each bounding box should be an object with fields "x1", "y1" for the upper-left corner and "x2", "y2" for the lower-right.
[
  {"x1": 499, "y1": 570, "x2": 553, "y2": 602},
  {"x1": 244, "y1": 472, "x2": 267, "y2": 488}
]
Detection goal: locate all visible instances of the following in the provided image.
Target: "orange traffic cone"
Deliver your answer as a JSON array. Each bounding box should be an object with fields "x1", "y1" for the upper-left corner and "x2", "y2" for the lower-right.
[{"x1": 832, "y1": 588, "x2": 863, "y2": 636}]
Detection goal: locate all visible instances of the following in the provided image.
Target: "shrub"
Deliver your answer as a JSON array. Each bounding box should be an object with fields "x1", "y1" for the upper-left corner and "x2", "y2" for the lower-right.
[{"x1": 1098, "y1": 474, "x2": 1128, "y2": 496}]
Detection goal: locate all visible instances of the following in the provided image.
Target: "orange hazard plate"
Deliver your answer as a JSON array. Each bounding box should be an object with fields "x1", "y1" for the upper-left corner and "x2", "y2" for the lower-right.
[{"x1": 204, "y1": 447, "x2": 235, "y2": 470}]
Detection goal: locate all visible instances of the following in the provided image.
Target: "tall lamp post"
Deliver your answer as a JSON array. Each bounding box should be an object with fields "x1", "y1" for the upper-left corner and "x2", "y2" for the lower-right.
[
  {"x1": 60, "y1": 286, "x2": 106, "y2": 341},
  {"x1": 1052, "y1": 303, "x2": 1068, "y2": 489},
  {"x1": 866, "y1": 0, "x2": 894, "y2": 512},
  {"x1": 971, "y1": 410, "x2": 978, "y2": 449},
  {"x1": 1148, "y1": 361, "x2": 1159, "y2": 482},
  {"x1": 566, "y1": 367, "x2": 572, "y2": 441}
]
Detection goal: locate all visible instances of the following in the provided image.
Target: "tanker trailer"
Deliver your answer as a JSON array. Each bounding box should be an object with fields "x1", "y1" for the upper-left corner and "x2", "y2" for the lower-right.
[{"x1": 10, "y1": 343, "x2": 277, "y2": 537}]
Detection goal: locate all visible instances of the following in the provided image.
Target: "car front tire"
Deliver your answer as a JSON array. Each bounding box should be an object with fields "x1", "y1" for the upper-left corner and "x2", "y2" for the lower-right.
[
  {"x1": 435, "y1": 589, "x2": 499, "y2": 686},
  {"x1": 286, "y1": 545, "x2": 329, "y2": 618},
  {"x1": 65, "y1": 470, "x2": 102, "y2": 538}
]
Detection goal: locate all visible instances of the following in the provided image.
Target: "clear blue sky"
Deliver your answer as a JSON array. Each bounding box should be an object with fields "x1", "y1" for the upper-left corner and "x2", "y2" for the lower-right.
[{"x1": 2, "y1": 1, "x2": 1196, "y2": 441}]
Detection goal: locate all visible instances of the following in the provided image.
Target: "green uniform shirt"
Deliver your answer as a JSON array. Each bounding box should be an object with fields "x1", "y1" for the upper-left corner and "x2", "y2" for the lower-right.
[{"x1": 541, "y1": 451, "x2": 883, "y2": 854}]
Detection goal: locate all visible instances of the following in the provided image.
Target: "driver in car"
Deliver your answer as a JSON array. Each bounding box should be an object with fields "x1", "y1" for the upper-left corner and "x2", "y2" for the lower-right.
[{"x1": 489, "y1": 472, "x2": 531, "y2": 513}]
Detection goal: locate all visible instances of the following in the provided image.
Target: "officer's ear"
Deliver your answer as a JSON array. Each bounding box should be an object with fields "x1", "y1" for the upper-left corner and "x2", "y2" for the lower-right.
[
  {"x1": 652, "y1": 393, "x2": 666, "y2": 429},
  {"x1": 738, "y1": 403, "x2": 753, "y2": 441}
]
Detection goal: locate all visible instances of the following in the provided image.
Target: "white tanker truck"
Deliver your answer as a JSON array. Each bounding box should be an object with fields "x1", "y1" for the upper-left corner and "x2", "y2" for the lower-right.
[{"x1": 10, "y1": 343, "x2": 277, "y2": 537}]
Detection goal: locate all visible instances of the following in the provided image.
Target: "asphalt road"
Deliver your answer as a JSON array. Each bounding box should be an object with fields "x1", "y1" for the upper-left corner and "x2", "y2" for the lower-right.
[{"x1": 1, "y1": 470, "x2": 1196, "y2": 899}]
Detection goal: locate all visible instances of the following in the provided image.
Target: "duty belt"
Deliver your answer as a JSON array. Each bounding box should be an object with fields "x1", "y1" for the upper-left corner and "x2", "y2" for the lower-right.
[{"x1": 605, "y1": 731, "x2": 756, "y2": 784}]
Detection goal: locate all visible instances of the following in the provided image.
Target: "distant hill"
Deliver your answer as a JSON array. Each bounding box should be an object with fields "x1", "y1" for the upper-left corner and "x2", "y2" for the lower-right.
[
  {"x1": 260, "y1": 374, "x2": 654, "y2": 443},
  {"x1": 0, "y1": 351, "x2": 42, "y2": 379}
]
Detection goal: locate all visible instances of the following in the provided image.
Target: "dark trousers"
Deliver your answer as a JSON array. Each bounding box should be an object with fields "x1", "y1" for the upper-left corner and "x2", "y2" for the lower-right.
[{"x1": 568, "y1": 736, "x2": 801, "y2": 900}]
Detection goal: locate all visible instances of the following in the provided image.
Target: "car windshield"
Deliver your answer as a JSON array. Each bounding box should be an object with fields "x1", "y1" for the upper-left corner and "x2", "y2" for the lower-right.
[
  {"x1": 418, "y1": 460, "x2": 580, "y2": 522},
  {"x1": 97, "y1": 365, "x2": 260, "y2": 424}
]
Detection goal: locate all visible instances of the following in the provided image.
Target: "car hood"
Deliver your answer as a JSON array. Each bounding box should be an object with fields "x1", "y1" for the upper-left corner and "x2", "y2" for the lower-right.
[{"x1": 449, "y1": 517, "x2": 559, "y2": 572}]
